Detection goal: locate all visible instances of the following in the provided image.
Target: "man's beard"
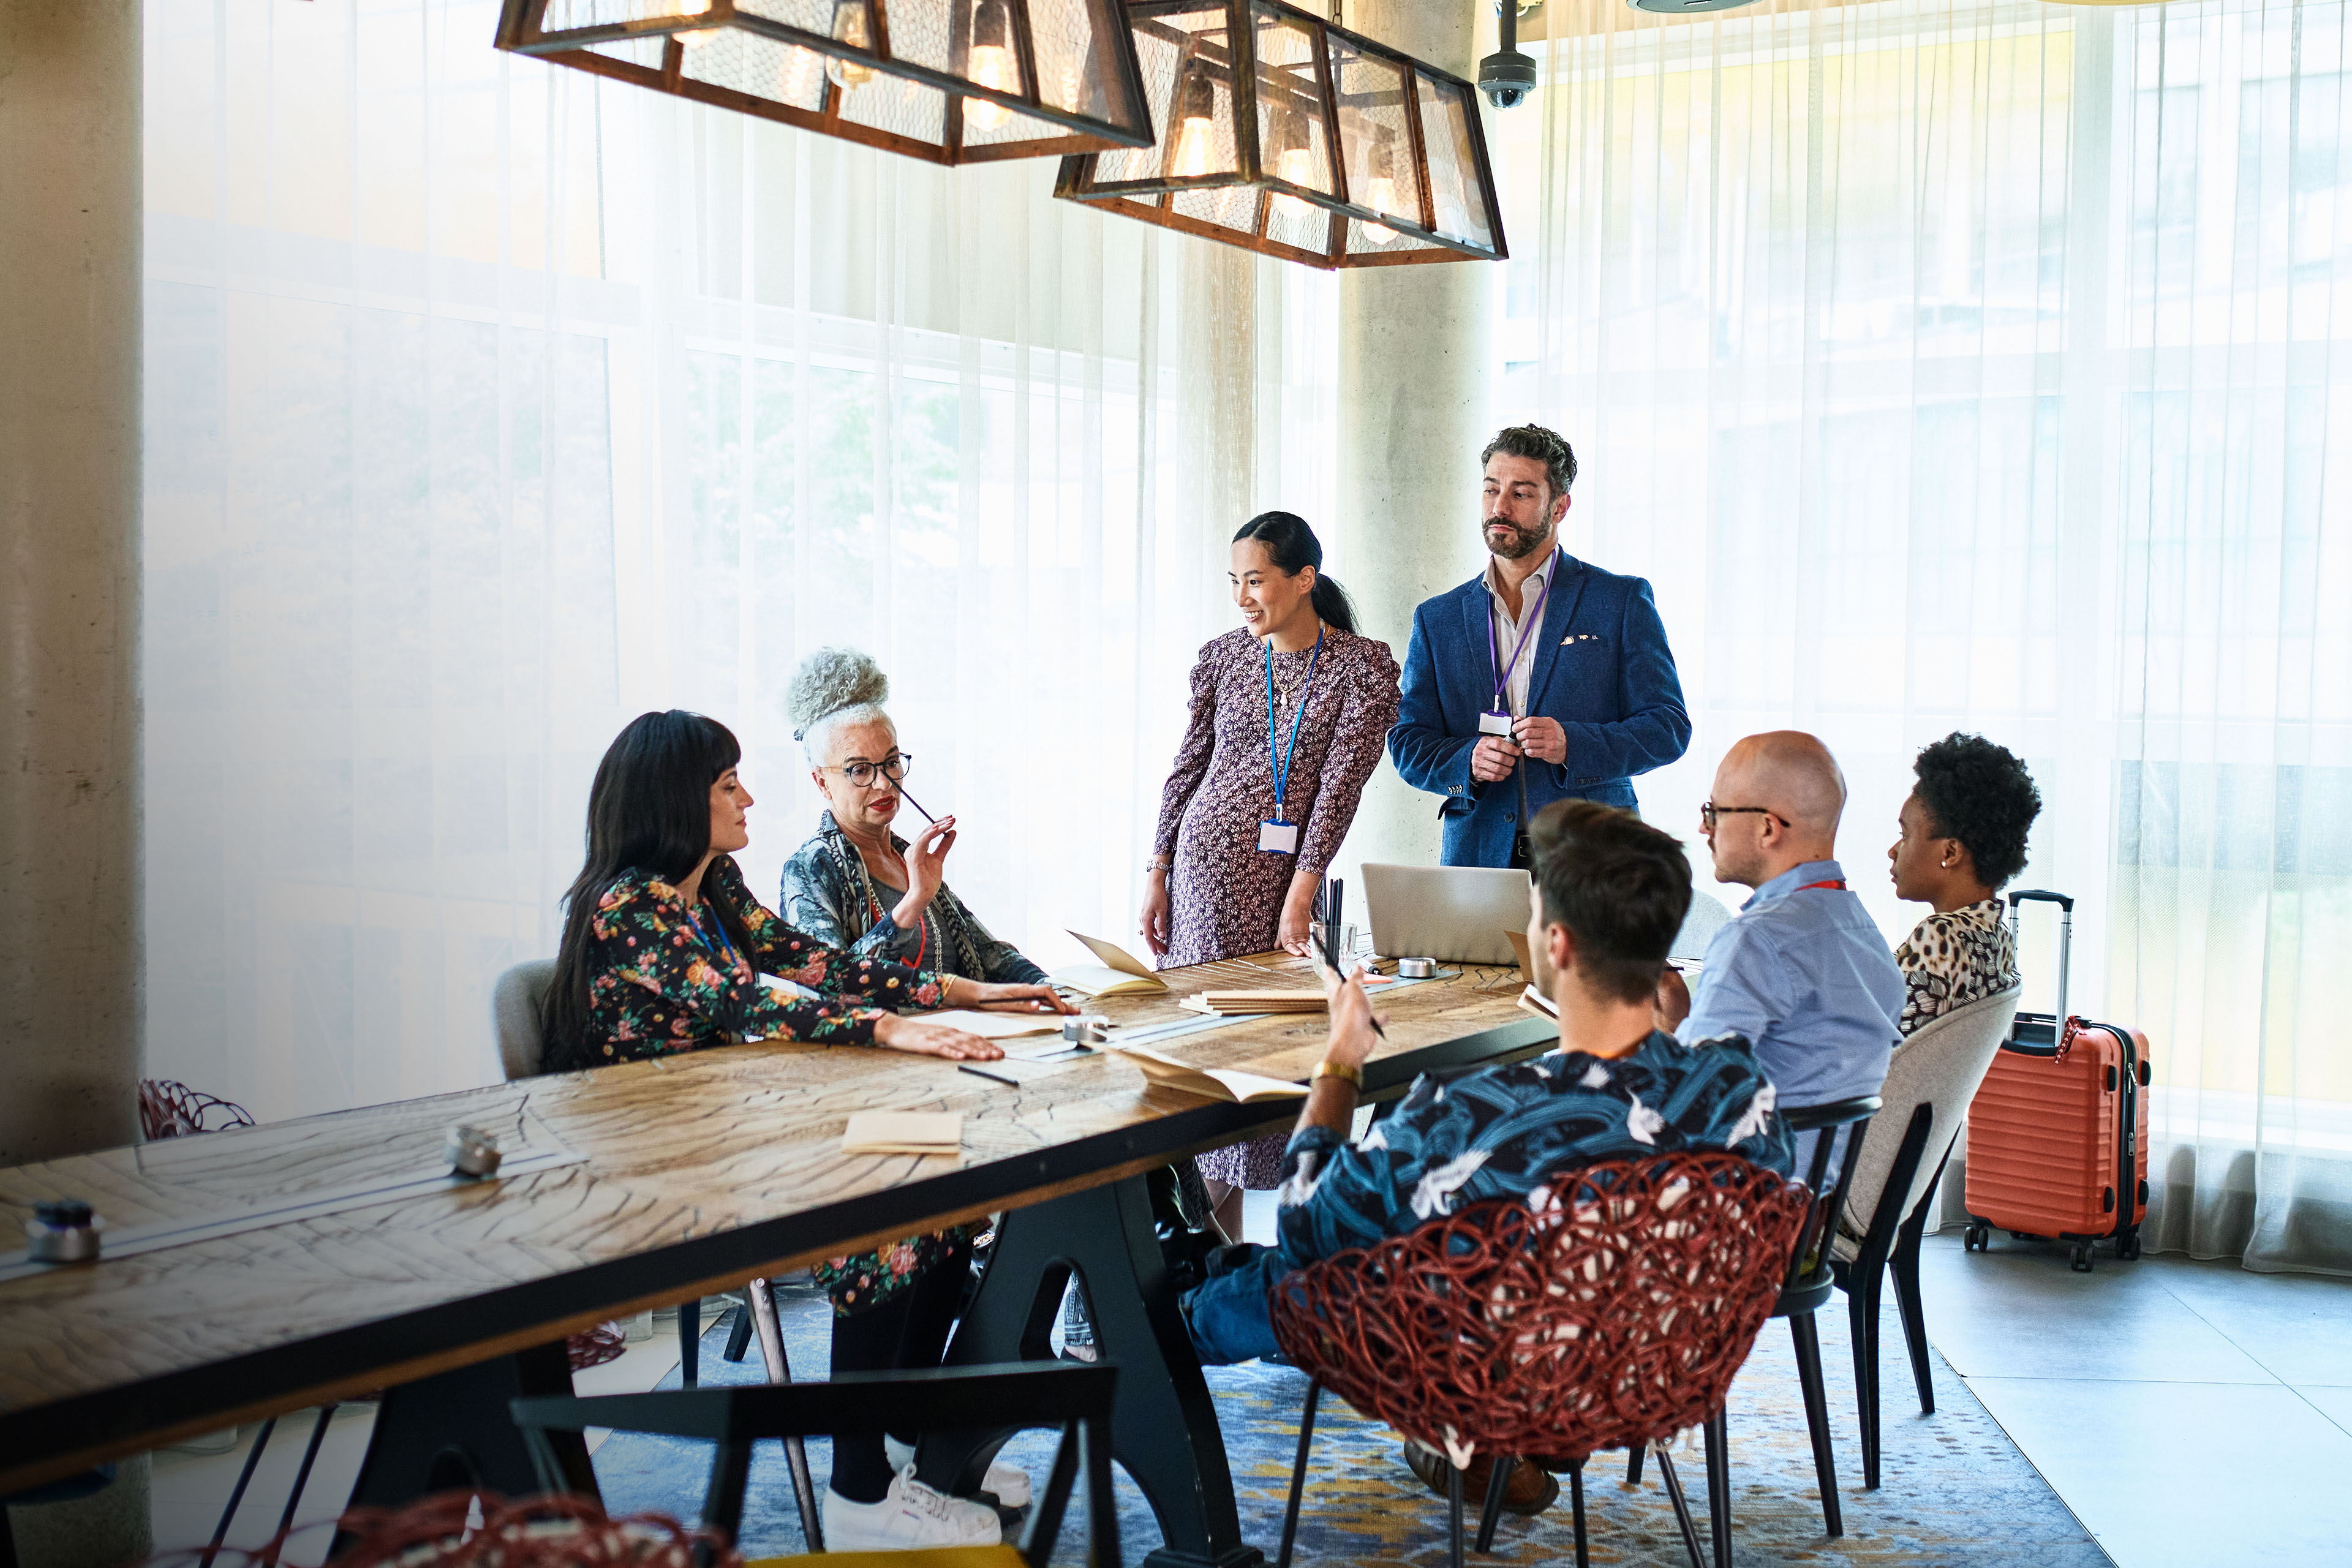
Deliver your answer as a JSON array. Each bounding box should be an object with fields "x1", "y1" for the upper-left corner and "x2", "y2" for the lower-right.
[{"x1": 1485, "y1": 519, "x2": 1553, "y2": 561}]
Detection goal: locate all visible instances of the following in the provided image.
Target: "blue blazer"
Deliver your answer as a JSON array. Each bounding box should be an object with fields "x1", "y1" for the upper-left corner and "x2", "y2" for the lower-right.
[{"x1": 1387, "y1": 554, "x2": 1692, "y2": 867}]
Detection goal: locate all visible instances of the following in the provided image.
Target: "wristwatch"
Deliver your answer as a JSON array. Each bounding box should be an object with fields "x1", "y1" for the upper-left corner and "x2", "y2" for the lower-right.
[{"x1": 1311, "y1": 1058, "x2": 1363, "y2": 1088}]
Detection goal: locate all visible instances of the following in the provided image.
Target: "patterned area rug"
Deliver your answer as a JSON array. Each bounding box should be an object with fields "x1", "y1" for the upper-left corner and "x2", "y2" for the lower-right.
[{"x1": 592, "y1": 1276, "x2": 2110, "y2": 1566}]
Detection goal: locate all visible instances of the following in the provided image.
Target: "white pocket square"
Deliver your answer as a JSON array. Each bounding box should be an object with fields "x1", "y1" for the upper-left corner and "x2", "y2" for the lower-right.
[{"x1": 1561, "y1": 633, "x2": 1604, "y2": 646}]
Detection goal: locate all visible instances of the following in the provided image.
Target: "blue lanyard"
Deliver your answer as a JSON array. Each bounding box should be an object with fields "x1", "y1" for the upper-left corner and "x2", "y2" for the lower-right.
[
  {"x1": 1265, "y1": 624, "x2": 1324, "y2": 818},
  {"x1": 690, "y1": 899, "x2": 741, "y2": 973}
]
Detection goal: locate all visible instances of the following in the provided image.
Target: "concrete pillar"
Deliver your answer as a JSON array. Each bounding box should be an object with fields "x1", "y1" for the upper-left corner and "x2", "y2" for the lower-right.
[
  {"x1": 1331, "y1": 0, "x2": 1494, "y2": 886},
  {"x1": 0, "y1": 0, "x2": 144, "y2": 1166}
]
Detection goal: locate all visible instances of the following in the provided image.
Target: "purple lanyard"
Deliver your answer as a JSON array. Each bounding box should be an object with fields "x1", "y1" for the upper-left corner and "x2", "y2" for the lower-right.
[{"x1": 1487, "y1": 552, "x2": 1556, "y2": 712}]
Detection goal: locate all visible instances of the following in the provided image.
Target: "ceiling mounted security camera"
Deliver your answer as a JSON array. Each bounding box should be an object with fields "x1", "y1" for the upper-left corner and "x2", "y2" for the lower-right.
[{"x1": 1477, "y1": 0, "x2": 1537, "y2": 109}]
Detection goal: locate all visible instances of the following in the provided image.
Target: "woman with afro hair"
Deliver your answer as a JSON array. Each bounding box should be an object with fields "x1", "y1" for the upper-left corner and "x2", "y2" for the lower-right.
[{"x1": 1886, "y1": 733, "x2": 2043, "y2": 1035}]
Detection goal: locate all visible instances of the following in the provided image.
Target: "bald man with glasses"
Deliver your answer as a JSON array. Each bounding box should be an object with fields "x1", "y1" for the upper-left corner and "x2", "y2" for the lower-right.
[{"x1": 1656, "y1": 731, "x2": 1903, "y2": 1109}]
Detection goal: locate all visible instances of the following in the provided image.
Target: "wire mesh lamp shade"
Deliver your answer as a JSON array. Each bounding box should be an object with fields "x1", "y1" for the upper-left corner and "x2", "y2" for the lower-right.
[
  {"x1": 1054, "y1": 0, "x2": 1505, "y2": 268},
  {"x1": 496, "y1": 0, "x2": 1155, "y2": 167}
]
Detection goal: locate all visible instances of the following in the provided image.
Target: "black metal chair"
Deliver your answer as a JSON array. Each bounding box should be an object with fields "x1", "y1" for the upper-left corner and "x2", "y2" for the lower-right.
[
  {"x1": 511, "y1": 1362, "x2": 1121, "y2": 1567},
  {"x1": 1622, "y1": 1095, "x2": 1880, "y2": 1567},
  {"x1": 1829, "y1": 1104, "x2": 1940, "y2": 1491},
  {"x1": 1827, "y1": 986, "x2": 2018, "y2": 1488}
]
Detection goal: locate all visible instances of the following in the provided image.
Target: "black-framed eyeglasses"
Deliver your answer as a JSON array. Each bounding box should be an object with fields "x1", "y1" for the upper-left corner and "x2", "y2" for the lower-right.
[
  {"x1": 1700, "y1": 801, "x2": 1782, "y2": 832},
  {"x1": 821, "y1": 753, "x2": 912, "y2": 789}
]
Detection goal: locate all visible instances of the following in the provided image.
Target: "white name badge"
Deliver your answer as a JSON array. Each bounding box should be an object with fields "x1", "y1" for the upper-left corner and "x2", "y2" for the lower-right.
[
  {"x1": 1259, "y1": 819, "x2": 1300, "y2": 854},
  {"x1": 1479, "y1": 709, "x2": 1515, "y2": 737}
]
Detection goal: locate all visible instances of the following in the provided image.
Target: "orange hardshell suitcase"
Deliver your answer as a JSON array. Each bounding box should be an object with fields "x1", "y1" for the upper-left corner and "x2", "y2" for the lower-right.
[{"x1": 1962, "y1": 889, "x2": 2152, "y2": 1273}]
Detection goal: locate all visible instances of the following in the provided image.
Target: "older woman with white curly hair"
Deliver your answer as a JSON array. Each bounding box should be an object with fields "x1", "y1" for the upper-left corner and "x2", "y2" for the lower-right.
[
  {"x1": 778, "y1": 648, "x2": 1065, "y2": 990},
  {"x1": 775, "y1": 649, "x2": 1078, "y2": 1546}
]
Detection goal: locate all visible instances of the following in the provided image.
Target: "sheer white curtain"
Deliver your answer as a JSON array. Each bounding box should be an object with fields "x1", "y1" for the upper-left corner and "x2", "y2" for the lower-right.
[
  {"x1": 140, "y1": 0, "x2": 1336, "y2": 1121},
  {"x1": 1500, "y1": 0, "x2": 2350, "y2": 1271}
]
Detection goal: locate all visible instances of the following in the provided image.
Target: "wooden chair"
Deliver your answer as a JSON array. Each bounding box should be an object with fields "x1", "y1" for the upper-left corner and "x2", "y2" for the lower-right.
[
  {"x1": 510, "y1": 1362, "x2": 1121, "y2": 1567},
  {"x1": 1267, "y1": 1152, "x2": 1812, "y2": 1568},
  {"x1": 1830, "y1": 986, "x2": 2020, "y2": 1487},
  {"x1": 490, "y1": 960, "x2": 820, "y2": 1545},
  {"x1": 1621, "y1": 1096, "x2": 1881, "y2": 1566}
]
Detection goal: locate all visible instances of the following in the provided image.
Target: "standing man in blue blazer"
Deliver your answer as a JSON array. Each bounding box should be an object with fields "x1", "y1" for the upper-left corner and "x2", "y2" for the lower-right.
[{"x1": 1388, "y1": 426, "x2": 1692, "y2": 867}]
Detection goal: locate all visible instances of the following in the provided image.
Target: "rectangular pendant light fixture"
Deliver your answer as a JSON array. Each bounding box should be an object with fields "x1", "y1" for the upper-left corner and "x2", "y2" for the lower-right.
[
  {"x1": 496, "y1": 0, "x2": 1156, "y2": 167},
  {"x1": 1053, "y1": 0, "x2": 1506, "y2": 268}
]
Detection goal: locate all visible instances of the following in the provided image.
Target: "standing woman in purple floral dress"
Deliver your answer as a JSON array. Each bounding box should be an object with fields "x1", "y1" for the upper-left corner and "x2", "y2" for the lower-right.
[{"x1": 1139, "y1": 513, "x2": 1401, "y2": 1234}]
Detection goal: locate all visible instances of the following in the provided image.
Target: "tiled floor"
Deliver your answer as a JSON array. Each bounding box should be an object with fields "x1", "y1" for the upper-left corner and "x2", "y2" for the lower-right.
[{"x1": 1909, "y1": 1229, "x2": 2352, "y2": 1568}]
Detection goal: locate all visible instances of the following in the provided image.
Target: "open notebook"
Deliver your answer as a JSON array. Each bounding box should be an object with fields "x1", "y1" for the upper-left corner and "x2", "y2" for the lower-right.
[
  {"x1": 1050, "y1": 932, "x2": 1170, "y2": 998},
  {"x1": 1112, "y1": 1044, "x2": 1309, "y2": 1104}
]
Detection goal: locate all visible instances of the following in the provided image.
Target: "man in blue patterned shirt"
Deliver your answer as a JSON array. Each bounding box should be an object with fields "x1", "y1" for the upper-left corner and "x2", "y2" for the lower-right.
[{"x1": 1181, "y1": 801, "x2": 1795, "y2": 1380}]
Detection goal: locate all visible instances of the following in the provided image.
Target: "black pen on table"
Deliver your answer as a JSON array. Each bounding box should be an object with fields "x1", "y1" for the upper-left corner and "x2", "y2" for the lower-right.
[{"x1": 958, "y1": 1061, "x2": 1022, "y2": 1087}]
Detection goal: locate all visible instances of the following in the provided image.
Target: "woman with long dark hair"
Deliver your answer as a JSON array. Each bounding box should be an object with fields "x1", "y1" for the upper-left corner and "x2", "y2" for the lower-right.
[
  {"x1": 547, "y1": 710, "x2": 1065, "y2": 1551},
  {"x1": 1138, "y1": 513, "x2": 1401, "y2": 1230}
]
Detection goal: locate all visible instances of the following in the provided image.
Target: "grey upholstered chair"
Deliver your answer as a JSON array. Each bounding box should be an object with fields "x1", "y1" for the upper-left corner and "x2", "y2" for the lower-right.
[
  {"x1": 486, "y1": 958, "x2": 821, "y2": 1545},
  {"x1": 1670, "y1": 889, "x2": 1733, "y2": 962},
  {"x1": 1831, "y1": 983, "x2": 2021, "y2": 1487},
  {"x1": 491, "y1": 960, "x2": 751, "y2": 1389},
  {"x1": 491, "y1": 959, "x2": 560, "y2": 1082}
]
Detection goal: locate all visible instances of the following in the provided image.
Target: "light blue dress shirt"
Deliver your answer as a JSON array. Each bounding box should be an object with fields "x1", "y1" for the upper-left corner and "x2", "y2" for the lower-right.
[{"x1": 1679, "y1": 858, "x2": 1903, "y2": 1109}]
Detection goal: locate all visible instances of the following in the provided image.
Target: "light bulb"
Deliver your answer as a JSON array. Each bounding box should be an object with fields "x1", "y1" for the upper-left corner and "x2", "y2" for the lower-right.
[
  {"x1": 966, "y1": 45, "x2": 1016, "y2": 127},
  {"x1": 1272, "y1": 146, "x2": 1316, "y2": 221},
  {"x1": 963, "y1": 0, "x2": 1017, "y2": 129},
  {"x1": 1363, "y1": 175, "x2": 1396, "y2": 242},
  {"x1": 827, "y1": 1, "x2": 875, "y2": 91},
  {"x1": 1170, "y1": 115, "x2": 1215, "y2": 178},
  {"x1": 781, "y1": 45, "x2": 818, "y2": 101}
]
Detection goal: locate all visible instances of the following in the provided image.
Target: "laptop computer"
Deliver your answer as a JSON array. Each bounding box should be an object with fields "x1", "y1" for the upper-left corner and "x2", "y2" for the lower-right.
[{"x1": 1361, "y1": 863, "x2": 1534, "y2": 967}]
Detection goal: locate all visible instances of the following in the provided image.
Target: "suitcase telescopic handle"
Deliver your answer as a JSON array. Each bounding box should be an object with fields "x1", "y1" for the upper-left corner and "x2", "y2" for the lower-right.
[{"x1": 2007, "y1": 889, "x2": 2073, "y2": 1026}]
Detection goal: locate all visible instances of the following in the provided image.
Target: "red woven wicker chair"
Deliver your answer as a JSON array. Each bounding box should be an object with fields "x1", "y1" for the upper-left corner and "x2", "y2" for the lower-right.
[{"x1": 1267, "y1": 1150, "x2": 1811, "y2": 1568}]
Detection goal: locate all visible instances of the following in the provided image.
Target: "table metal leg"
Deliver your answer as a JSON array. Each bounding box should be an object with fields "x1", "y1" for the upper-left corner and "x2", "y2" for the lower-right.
[
  {"x1": 336, "y1": 1340, "x2": 593, "y2": 1551},
  {"x1": 930, "y1": 1173, "x2": 1262, "y2": 1568},
  {"x1": 745, "y1": 1276, "x2": 823, "y2": 1553}
]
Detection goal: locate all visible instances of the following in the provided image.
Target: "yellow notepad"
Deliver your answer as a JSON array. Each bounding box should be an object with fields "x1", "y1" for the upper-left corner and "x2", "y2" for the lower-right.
[
  {"x1": 841, "y1": 1111, "x2": 962, "y2": 1155},
  {"x1": 1113, "y1": 1046, "x2": 1310, "y2": 1104},
  {"x1": 1050, "y1": 932, "x2": 1171, "y2": 997}
]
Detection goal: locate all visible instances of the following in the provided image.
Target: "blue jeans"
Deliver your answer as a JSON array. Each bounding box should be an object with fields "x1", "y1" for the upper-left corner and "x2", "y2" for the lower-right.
[{"x1": 1181, "y1": 1243, "x2": 1291, "y2": 1366}]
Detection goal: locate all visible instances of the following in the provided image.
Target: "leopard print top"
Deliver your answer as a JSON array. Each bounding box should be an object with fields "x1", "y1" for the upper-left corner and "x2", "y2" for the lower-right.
[{"x1": 1892, "y1": 898, "x2": 2016, "y2": 1036}]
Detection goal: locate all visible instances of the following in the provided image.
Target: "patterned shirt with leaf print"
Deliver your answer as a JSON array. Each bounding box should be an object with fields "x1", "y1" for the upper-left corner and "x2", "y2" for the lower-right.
[{"x1": 1270, "y1": 1030, "x2": 1795, "y2": 1272}]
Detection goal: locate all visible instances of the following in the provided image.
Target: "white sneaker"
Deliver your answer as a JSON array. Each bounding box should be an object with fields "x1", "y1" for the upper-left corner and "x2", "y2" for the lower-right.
[
  {"x1": 823, "y1": 1469, "x2": 1003, "y2": 1551},
  {"x1": 883, "y1": 1435, "x2": 1033, "y2": 1509}
]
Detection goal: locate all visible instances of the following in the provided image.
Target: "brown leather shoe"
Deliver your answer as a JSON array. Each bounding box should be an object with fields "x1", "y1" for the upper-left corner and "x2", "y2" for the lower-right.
[{"x1": 1401, "y1": 1438, "x2": 1559, "y2": 1517}]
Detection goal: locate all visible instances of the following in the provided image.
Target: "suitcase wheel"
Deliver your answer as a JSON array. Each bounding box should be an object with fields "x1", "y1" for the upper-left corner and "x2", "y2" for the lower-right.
[
  {"x1": 1964, "y1": 1223, "x2": 1990, "y2": 1253},
  {"x1": 2120, "y1": 1232, "x2": 2143, "y2": 1262},
  {"x1": 2070, "y1": 1243, "x2": 2095, "y2": 1273}
]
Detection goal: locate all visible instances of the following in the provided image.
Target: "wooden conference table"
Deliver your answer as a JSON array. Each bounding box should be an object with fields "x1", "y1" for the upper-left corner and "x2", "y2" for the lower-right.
[{"x1": 0, "y1": 953, "x2": 1550, "y2": 1567}]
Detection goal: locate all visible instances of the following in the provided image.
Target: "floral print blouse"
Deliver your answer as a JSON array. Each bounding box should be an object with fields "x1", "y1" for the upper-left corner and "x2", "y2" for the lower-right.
[
  {"x1": 557, "y1": 852, "x2": 970, "y2": 1317},
  {"x1": 552, "y1": 853, "x2": 947, "y2": 1072}
]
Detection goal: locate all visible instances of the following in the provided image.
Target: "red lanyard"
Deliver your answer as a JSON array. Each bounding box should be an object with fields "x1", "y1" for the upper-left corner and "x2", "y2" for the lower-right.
[
  {"x1": 1798, "y1": 878, "x2": 1848, "y2": 892},
  {"x1": 867, "y1": 883, "x2": 928, "y2": 972}
]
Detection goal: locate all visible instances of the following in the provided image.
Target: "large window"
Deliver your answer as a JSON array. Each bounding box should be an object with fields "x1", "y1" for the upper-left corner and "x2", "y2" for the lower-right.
[{"x1": 1493, "y1": 0, "x2": 2352, "y2": 1270}]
